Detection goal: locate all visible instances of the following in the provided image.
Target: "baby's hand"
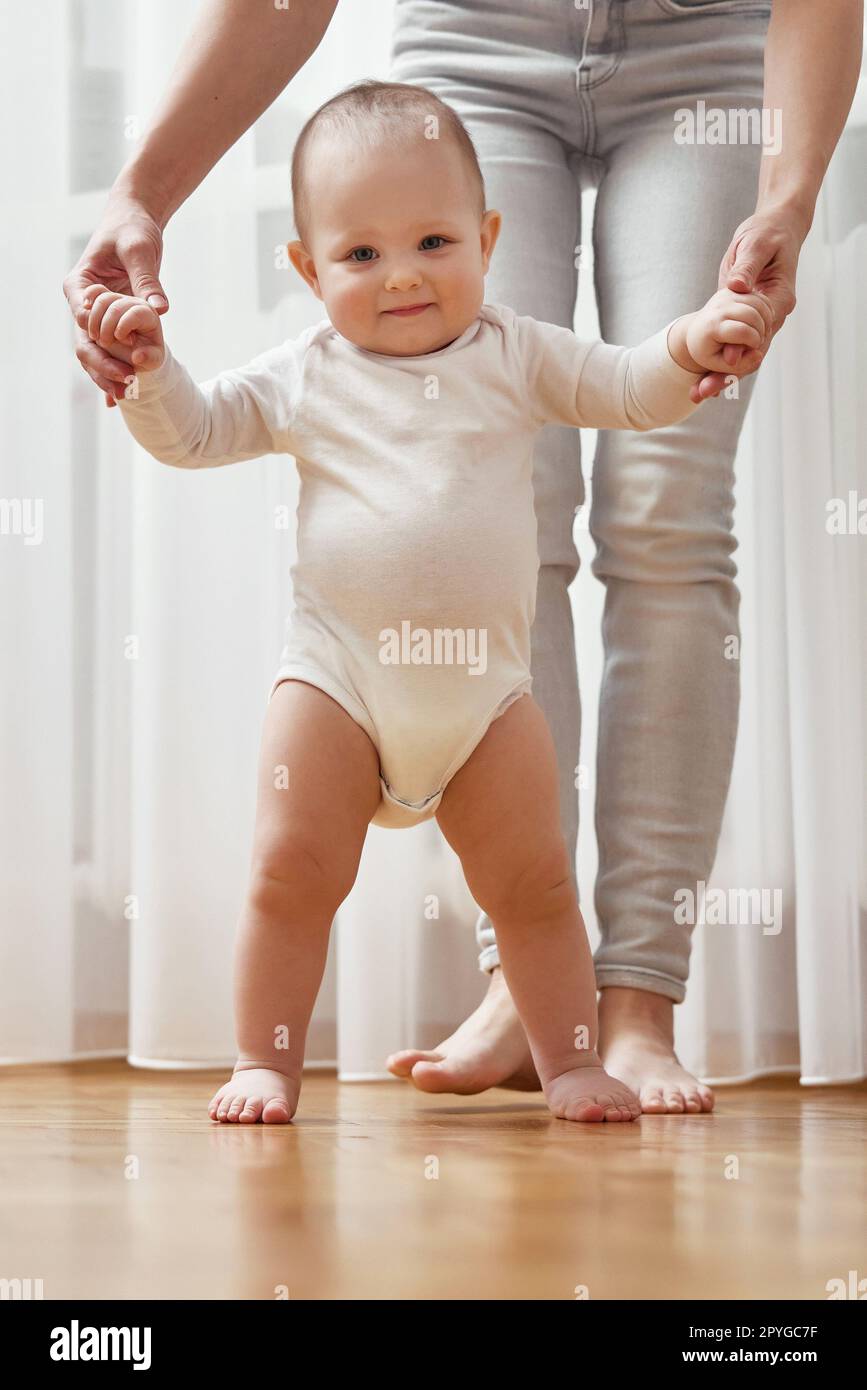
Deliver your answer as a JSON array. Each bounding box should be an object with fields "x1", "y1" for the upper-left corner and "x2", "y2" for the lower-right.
[
  {"x1": 82, "y1": 286, "x2": 166, "y2": 397},
  {"x1": 678, "y1": 287, "x2": 774, "y2": 381}
]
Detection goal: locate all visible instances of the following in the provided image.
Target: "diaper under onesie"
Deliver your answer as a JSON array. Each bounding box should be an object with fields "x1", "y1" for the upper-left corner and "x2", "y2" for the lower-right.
[{"x1": 118, "y1": 302, "x2": 700, "y2": 828}]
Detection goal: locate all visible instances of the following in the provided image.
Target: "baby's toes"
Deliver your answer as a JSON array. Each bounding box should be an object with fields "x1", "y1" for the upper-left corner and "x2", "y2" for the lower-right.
[
  {"x1": 225, "y1": 1094, "x2": 249, "y2": 1123},
  {"x1": 238, "y1": 1097, "x2": 264, "y2": 1123},
  {"x1": 565, "y1": 1096, "x2": 606, "y2": 1122},
  {"x1": 613, "y1": 1087, "x2": 642, "y2": 1121},
  {"x1": 207, "y1": 1089, "x2": 227, "y2": 1121},
  {"x1": 215, "y1": 1092, "x2": 237, "y2": 1122},
  {"x1": 595, "y1": 1092, "x2": 627, "y2": 1121},
  {"x1": 261, "y1": 1096, "x2": 292, "y2": 1125},
  {"x1": 616, "y1": 1100, "x2": 641, "y2": 1122}
]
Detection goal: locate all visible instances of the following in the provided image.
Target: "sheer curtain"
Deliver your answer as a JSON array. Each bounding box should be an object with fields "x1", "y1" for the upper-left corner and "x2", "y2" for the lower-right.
[{"x1": 2, "y1": 1, "x2": 864, "y2": 1084}]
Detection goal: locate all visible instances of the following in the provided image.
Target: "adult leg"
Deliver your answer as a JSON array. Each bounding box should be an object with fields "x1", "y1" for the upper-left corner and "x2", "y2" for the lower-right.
[
  {"x1": 587, "y1": 2, "x2": 770, "y2": 1111},
  {"x1": 387, "y1": 0, "x2": 770, "y2": 1108}
]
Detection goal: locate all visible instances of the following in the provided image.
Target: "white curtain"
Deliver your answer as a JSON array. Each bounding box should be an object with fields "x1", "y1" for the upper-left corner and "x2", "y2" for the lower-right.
[{"x1": 2, "y1": 1, "x2": 864, "y2": 1085}]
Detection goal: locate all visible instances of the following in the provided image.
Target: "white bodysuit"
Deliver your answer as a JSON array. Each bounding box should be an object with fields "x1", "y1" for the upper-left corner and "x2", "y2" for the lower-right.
[{"x1": 118, "y1": 302, "x2": 700, "y2": 828}]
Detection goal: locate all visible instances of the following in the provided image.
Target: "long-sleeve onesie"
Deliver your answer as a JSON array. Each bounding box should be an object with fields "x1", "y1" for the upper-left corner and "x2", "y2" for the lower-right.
[{"x1": 118, "y1": 301, "x2": 700, "y2": 828}]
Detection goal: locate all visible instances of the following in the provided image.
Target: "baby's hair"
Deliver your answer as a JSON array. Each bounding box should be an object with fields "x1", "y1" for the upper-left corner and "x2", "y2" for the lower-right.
[{"x1": 290, "y1": 79, "x2": 487, "y2": 246}]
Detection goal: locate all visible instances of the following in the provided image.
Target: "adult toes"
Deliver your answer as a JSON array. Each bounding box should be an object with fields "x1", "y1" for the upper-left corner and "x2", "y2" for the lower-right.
[
  {"x1": 387, "y1": 1049, "x2": 435, "y2": 1075},
  {"x1": 641, "y1": 1085, "x2": 667, "y2": 1113},
  {"x1": 409, "y1": 1059, "x2": 462, "y2": 1093}
]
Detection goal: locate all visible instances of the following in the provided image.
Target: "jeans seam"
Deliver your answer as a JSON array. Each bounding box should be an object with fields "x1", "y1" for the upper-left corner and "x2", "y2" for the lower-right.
[
  {"x1": 577, "y1": 0, "x2": 626, "y2": 95},
  {"x1": 595, "y1": 965, "x2": 686, "y2": 1001},
  {"x1": 653, "y1": 0, "x2": 771, "y2": 16},
  {"x1": 596, "y1": 963, "x2": 681, "y2": 984}
]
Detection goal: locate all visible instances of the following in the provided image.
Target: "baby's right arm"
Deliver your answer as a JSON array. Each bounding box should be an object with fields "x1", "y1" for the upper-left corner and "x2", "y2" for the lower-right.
[{"x1": 84, "y1": 287, "x2": 298, "y2": 469}]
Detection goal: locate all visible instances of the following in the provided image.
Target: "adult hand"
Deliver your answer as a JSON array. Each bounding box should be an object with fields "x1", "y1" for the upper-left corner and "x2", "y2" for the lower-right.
[
  {"x1": 63, "y1": 191, "x2": 169, "y2": 408},
  {"x1": 688, "y1": 211, "x2": 803, "y2": 404}
]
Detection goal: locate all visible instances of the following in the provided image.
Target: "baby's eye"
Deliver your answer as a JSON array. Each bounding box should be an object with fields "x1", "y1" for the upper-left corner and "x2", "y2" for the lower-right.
[
  {"x1": 420, "y1": 235, "x2": 449, "y2": 251},
  {"x1": 348, "y1": 247, "x2": 377, "y2": 263}
]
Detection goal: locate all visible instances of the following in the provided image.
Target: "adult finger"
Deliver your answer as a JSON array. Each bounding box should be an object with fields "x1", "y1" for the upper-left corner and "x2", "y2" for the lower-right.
[
  {"x1": 725, "y1": 233, "x2": 771, "y2": 293},
  {"x1": 759, "y1": 283, "x2": 797, "y2": 334},
  {"x1": 116, "y1": 229, "x2": 169, "y2": 312}
]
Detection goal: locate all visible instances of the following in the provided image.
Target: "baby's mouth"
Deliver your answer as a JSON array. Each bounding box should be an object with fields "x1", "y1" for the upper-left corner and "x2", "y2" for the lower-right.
[{"x1": 383, "y1": 303, "x2": 433, "y2": 317}]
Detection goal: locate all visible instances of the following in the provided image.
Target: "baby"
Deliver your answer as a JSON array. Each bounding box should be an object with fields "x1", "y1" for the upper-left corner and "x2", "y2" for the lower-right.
[{"x1": 83, "y1": 81, "x2": 771, "y2": 1125}]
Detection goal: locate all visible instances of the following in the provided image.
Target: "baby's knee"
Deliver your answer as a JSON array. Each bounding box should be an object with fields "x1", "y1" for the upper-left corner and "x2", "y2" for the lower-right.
[
  {"x1": 248, "y1": 838, "x2": 356, "y2": 920},
  {"x1": 473, "y1": 840, "x2": 575, "y2": 927}
]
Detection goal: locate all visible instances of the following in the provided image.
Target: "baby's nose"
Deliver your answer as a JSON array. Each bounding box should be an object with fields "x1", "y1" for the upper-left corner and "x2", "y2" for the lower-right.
[{"x1": 384, "y1": 266, "x2": 424, "y2": 292}]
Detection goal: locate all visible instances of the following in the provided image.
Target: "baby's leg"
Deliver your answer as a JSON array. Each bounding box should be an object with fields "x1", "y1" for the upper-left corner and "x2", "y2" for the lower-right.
[
  {"x1": 210, "y1": 679, "x2": 381, "y2": 1123},
  {"x1": 436, "y1": 694, "x2": 640, "y2": 1123}
]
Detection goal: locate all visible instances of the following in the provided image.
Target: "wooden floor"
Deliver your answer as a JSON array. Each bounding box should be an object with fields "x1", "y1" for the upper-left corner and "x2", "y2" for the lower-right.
[{"x1": 2, "y1": 1062, "x2": 865, "y2": 1300}]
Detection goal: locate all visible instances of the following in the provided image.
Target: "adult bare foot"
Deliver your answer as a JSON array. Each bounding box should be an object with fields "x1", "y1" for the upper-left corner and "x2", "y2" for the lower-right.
[
  {"x1": 597, "y1": 987, "x2": 715, "y2": 1115},
  {"x1": 386, "y1": 965, "x2": 541, "y2": 1093}
]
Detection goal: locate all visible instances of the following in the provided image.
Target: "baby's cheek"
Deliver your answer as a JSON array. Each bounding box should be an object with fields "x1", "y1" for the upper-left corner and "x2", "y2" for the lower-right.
[
  {"x1": 443, "y1": 262, "x2": 485, "y2": 314},
  {"x1": 326, "y1": 277, "x2": 372, "y2": 335}
]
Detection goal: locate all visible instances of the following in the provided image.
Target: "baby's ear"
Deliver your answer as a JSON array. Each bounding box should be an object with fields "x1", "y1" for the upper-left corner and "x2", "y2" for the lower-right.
[
  {"x1": 287, "y1": 241, "x2": 322, "y2": 299},
  {"x1": 480, "y1": 209, "x2": 502, "y2": 272}
]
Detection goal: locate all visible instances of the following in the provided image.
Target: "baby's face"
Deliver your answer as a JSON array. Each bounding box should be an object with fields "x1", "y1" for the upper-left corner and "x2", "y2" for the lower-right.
[{"x1": 288, "y1": 132, "x2": 500, "y2": 356}]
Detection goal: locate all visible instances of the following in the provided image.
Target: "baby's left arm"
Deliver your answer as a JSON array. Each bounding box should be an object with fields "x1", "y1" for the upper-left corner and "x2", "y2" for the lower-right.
[{"x1": 512, "y1": 288, "x2": 772, "y2": 435}]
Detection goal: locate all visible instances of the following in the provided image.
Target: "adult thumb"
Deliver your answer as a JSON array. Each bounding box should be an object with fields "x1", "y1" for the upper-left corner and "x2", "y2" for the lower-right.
[
  {"x1": 726, "y1": 242, "x2": 762, "y2": 293},
  {"x1": 126, "y1": 245, "x2": 169, "y2": 312}
]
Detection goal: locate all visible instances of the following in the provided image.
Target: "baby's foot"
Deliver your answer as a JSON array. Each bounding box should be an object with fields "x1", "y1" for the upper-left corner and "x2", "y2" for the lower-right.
[
  {"x1": 208, "y1": 1066, "x2": 300, "y2": 1124},
  {"x1": 544, "y1": 1059, "x2": 641, "y2": 1123}
]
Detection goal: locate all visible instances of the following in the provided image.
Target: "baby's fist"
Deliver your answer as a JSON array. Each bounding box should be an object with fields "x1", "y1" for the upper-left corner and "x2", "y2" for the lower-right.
[
  {"x1": 686, "y1": 287, "x2": 773, "y2": 376},
  {"x1": 83, "y1": 286, "x2": 165, "y2": 374}
]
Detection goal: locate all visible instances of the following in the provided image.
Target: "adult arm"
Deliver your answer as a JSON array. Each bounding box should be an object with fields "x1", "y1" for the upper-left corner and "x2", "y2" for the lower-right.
[
  {"x1": 717, "y1": 0, "x2": 864, "y2": 366},
  {"x1": 64, "y1": 0, "x2": 340, "y2": 403}
]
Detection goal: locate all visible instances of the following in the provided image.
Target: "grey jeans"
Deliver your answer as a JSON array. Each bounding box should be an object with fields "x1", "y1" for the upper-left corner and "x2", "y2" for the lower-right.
[{"x1": 389, "y1": 0, "x2": 773, "y2": 1002}]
